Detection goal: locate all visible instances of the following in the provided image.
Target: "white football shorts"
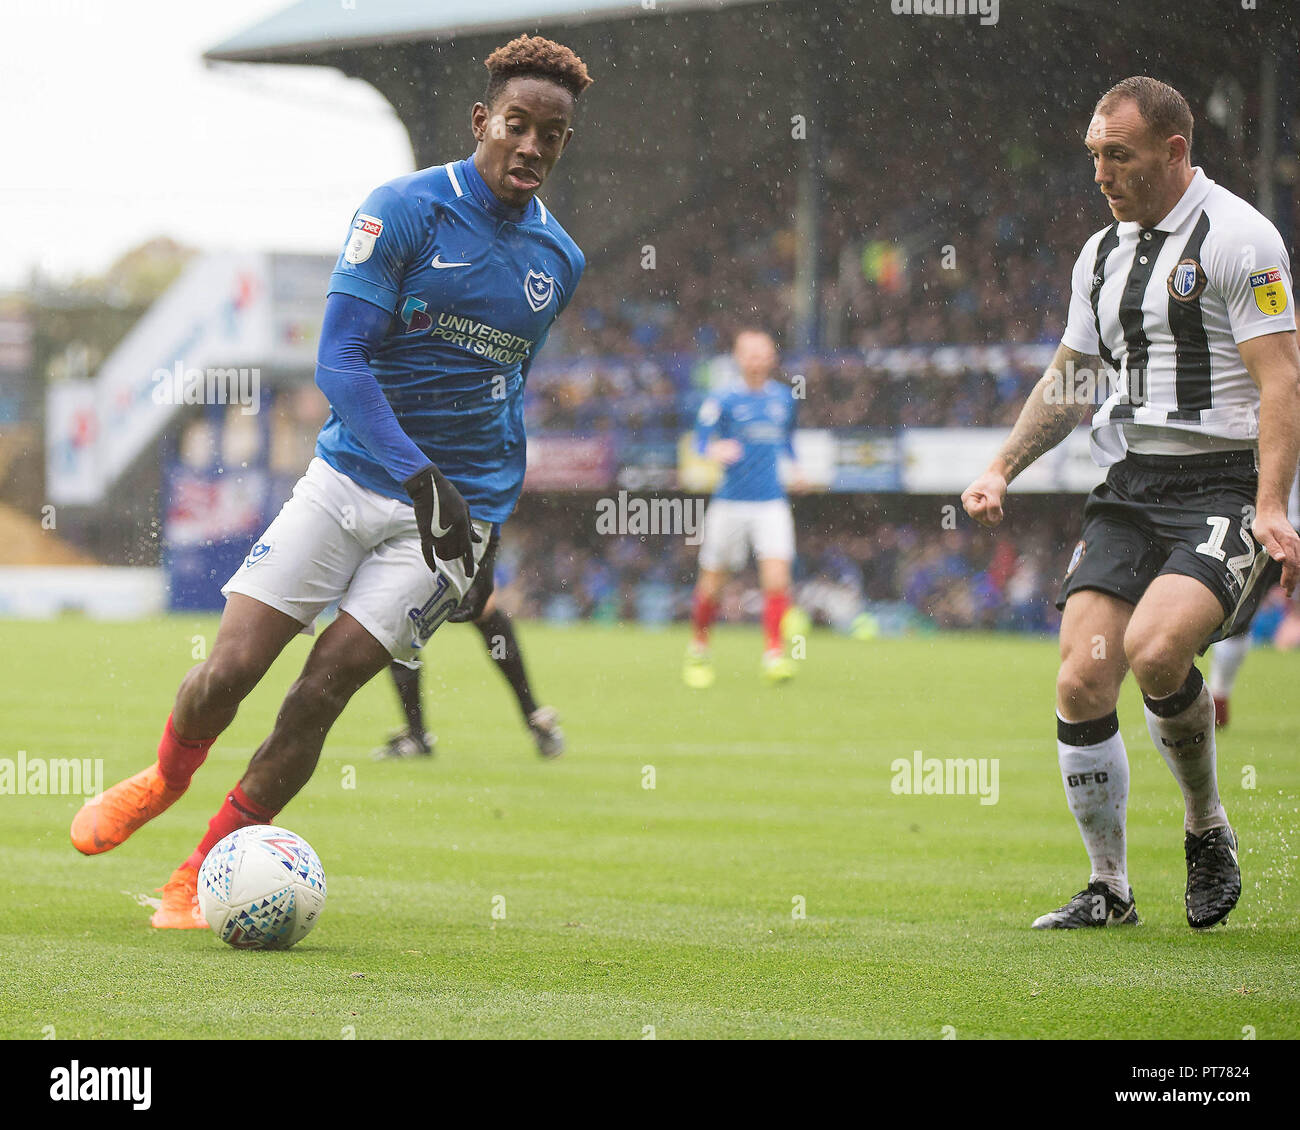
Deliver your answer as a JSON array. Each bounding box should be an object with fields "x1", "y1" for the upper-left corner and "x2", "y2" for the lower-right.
[
  {"x1": 222, "y1": 457, "x2": 491, "y2": 665},
  {"x1": 697, "y1": 497, "x2": 795, "y2": 571}
]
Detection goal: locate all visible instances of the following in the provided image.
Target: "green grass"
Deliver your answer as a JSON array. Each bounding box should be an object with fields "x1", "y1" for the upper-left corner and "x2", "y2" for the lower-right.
[{"x1": 1, "y1": 617, "x2": 1297, "y2": 1039}]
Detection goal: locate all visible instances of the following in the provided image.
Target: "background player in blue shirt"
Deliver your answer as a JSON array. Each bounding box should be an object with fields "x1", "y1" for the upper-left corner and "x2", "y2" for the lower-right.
[
  {"x1": 71, "y1": 36, "x2": 591, "y2": 928},
  {"x1": 685, "y1": 329, "x2": 807, "y2": 687}
]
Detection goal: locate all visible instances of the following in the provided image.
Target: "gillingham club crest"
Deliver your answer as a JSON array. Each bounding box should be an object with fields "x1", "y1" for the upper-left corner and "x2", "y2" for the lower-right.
[
  {"x1": 1166, "y1": 258, "x2": 1206, "y2": 303},
  {"x1": 524, "y1": 268, "x2": 556, "y2": 312}
]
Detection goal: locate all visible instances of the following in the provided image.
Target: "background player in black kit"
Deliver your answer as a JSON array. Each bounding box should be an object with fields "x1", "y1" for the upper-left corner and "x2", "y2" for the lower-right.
[{"x1": 372, "y1": 530, "x2": 565, "y2": 760}]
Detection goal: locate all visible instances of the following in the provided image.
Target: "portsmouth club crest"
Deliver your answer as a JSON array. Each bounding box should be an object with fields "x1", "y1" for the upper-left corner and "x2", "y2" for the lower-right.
[
  {"x1": 244, "y1": 541, "x2": 271, "y2": 570},
  {"x1": 1166, "y1": 258, "x2": 1206, "y2": 303},
  {"x1": 524, "y1": 268, "x2": 556, "y2": 313}
]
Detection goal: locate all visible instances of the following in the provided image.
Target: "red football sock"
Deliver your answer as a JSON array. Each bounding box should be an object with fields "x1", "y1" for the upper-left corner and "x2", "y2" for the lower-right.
[
  {"x1": 182, "y1": 783, "x2": 279, "y2": 872},
  {"x1": 691, "y1": 591, "x2": 718, "y2": 646},
  {"x1": 763, "y1": 591, "x2": 789, "y2": 653},
  {"x1": 156, "y1": 712, "x2": 216, "y2": 791}
]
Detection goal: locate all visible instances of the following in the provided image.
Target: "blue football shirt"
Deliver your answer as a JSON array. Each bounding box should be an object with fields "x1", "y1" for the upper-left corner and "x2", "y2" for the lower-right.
[
  {"x1": 694, "y1": 381, "x2": 797, "y2": 501},
  {"x1": 318, "y1": 154, "x2": 585, "y2": 524}
]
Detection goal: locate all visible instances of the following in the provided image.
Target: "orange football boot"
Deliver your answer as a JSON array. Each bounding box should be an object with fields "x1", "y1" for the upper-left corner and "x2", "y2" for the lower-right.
[
  {"x1": 70, "y1": 764, "x2": 186, "y2": 855},
  {"x1": 151, "y1": 865, "x2": 207, "y2": 930}
]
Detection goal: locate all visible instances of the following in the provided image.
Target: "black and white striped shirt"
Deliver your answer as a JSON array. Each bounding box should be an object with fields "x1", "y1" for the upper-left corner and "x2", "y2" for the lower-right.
[{"x1": 1062, "y1": 168, "x2": 1296, "y2": 464}]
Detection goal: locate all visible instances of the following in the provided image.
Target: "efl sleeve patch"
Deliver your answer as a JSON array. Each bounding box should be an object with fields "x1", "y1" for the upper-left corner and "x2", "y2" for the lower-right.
[
  {"x1": 344, "y1": 214, "x2": 384, "y2": 265},
  {"x1": 1249, "y1": 267, "x2": 1289, "y2": 316}
]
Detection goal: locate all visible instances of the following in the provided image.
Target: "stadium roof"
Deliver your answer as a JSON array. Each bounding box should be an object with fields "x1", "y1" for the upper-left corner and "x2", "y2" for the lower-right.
[{"x1": 205, "y1": 0, "x2": 782, "y2": 62}]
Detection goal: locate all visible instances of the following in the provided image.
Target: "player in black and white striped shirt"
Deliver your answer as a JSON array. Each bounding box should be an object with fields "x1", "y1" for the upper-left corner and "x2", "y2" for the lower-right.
[{"x1": 962, "y1": 77, "x2": 1300, "y2": 931}]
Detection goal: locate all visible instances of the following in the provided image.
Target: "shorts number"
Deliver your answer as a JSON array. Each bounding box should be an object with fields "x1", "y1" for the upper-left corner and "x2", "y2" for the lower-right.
[
  {"x1": 1196, "y1": 516, "x2": 1257, "y2": 590},
  {"x1": 407, "y1": 574, "x2": 459, "y2": 645}
]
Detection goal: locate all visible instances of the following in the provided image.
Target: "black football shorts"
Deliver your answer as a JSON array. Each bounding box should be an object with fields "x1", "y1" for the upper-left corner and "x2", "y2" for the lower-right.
[{"x1": 1057, "y1": 449, "x2": 1282, "y2": 648}]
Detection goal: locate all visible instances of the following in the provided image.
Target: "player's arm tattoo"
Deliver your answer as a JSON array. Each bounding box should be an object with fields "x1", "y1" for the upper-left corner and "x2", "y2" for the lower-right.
[{"x1": 991, "y1": 344, "x2": 1098, "y2": 483}]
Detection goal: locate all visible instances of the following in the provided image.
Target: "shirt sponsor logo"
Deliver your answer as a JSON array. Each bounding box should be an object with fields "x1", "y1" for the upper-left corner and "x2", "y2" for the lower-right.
[
  {"x1": 1249, "y1": 266, "x2": 1288, "y2": 315},
  {"x1": 400, "y1": 296, "x2": 433, "y2": 332},
  {"x1": 524, "y1": 268, "x2": 556, "y2": 313},
  {"x1": 430, "y1": 312, "x2": 532, "y2": 364},
  {"x1": 344, "y1": 213, "x2": 383, "y2": 264},
  {"x1": 1166, "y1": 258, "x2": 1206, "y2": 302}
]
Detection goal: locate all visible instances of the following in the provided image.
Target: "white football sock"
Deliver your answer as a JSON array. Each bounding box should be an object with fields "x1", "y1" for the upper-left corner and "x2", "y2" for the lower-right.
[
  {"x1": 1144, "y1": 670, "x2": 1226, "y2": 835},
  {"x1": 1057, "y1": 713, "x2": 1130, "y2": 900},
  {"x1": 1208, "y1": 633, "x2": 1250, "y2": 699}
]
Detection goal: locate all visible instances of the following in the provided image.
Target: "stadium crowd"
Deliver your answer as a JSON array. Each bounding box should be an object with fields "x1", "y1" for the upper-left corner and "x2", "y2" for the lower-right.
[
  {"x1": 494, "y1": 497, "x2": 1077, "y2": 635},
  {"x1": 554, "y1": 158, "x2": 1096, "y2": 362},
  {"x1": 526, "y1": 101, "x2": 1118, "y2": 432},
  {"x1": 524, "y1": 350, "x2": 1047, "y2": 433}
]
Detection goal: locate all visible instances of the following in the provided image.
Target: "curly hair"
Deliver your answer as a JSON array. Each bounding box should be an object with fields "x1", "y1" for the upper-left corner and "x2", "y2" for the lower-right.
[{"x1": 483, "y1": 34, "x2": 594, "y2": 106}]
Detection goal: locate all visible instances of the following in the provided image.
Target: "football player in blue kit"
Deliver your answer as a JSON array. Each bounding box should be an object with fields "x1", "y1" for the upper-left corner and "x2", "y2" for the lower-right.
[
  {"x1": 685, "y1": 329, "x2": 806, "y2": 687},
  {"x1": 70, "y1": 35, "x2": 592, "y2": 928}
]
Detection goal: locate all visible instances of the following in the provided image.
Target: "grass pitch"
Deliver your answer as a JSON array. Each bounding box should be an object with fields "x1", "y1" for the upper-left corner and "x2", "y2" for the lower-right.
[{"x1": 1, "y1": 617, "x2": 1297, "y2": 1039}]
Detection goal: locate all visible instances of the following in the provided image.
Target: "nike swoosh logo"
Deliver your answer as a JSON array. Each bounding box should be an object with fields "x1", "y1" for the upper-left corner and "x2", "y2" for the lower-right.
[
  {"x1": 429, "y1": 497, "x2": 451, "y2": 539},
  {"x1": 430, "y1": 254, "x2": 471, "y2": 269}
]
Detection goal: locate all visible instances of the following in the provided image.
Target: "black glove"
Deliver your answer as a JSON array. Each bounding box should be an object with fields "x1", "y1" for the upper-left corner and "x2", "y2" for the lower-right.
[
  {"x1": 448, "y1": 526, "x2": 500, "y2": 623},
  {"x1": 403, "y1": 464, "x2": 480, "y2": 579}
]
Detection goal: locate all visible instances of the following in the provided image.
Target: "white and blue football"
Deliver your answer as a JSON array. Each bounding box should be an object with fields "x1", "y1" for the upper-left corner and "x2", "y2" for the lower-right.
[{"x1": 197, "y1": 825, "x2": 327, "y2": 950}]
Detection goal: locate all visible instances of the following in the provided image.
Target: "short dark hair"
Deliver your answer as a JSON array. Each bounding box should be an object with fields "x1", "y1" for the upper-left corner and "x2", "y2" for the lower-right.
[
  {"x1": 1096, "y1": 76, "x2": 1193, "y2": 152},
  {"x1": 483, "y1": 35, "x2": 593, "y2": 107}
]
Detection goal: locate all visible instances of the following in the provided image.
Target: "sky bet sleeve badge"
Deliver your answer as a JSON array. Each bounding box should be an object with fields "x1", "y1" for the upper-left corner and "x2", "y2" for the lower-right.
[
  {"x1": 1249, "y1": 266, "x2": 1288, "y2": 315},
  {"x1": 344, "y1": 214, "x2": 384, "y2": 264}
]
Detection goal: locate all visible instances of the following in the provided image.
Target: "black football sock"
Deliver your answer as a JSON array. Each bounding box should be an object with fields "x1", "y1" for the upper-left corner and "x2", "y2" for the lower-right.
[
  {"x1": 476, "y1": 610, "x2": 538, "y2": 722},
  {"x1": 389, "y1": 661, "x2": 425, "y2": 736}
]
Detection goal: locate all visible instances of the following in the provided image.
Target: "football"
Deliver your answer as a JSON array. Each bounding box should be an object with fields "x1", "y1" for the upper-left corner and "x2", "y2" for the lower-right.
[{"x1": 197, "y1": 825, "x2": 327, "y2": 950}]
